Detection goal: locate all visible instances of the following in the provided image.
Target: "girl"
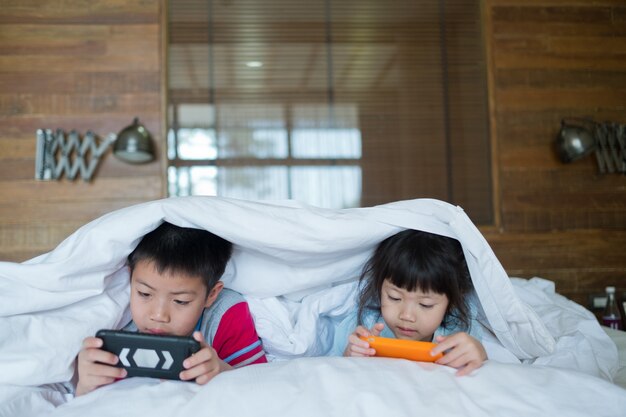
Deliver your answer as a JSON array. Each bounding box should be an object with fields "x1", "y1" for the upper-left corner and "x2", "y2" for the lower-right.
[{"x1": 331, "y1": 229, "x2": 486, "y2": 376}]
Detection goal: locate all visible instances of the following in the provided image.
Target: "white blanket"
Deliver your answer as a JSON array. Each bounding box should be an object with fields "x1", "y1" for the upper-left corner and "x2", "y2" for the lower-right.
[
  {"x1": 0, "y1": 197, "x2": 623, "y2": 416},
  {"x1": 4, "y1": 358, "x2": 626, "y2": 417}
]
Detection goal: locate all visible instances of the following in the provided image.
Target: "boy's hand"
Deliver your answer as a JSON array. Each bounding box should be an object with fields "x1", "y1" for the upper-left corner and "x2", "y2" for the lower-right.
[
  {"x1": 343, "y1": 323, "x2": 385, "y2": 357},
  {"x1": 76, "y1": 336, "x2": 127, "y2": 396},
  {"x1": 431, "y1": 332, "x2": 487, "y2": 376},
  {"x1": 179, "y1": 331, "x2": 232, "y2": 384}
]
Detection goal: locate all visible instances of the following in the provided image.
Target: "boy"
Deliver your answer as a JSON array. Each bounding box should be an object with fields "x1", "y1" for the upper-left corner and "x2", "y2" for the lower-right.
[{"x1": 75, "y1": 222, "x2": 267, "y2": 396}]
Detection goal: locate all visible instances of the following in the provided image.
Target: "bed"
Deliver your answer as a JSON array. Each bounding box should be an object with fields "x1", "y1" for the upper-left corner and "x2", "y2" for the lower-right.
[{"x1": 1, "y1": 197, "x2": 625, "y2": 417}]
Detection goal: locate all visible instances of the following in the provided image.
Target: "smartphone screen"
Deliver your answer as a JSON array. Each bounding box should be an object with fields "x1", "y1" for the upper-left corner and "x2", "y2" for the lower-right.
[{"x1": 96, "y1": 329, "x2": 201, "y2": 380}]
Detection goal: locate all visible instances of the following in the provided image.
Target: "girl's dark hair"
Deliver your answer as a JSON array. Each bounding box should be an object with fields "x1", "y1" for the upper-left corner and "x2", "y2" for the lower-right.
[
  {"x1": 128, "y1": 222, "x2": 233, "y2": 292},
  {"x1": 357, "y1": 229, "x2": 473, "y2": 331}
]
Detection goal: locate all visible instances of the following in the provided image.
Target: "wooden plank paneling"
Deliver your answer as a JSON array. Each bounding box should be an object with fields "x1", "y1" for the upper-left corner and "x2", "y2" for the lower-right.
[
  {"x1": 0, "y1": 72, "x2": 161, "y2": 94},
  {"x1": 484, "y1": 0, "x2": 626, "y2": 312},
  {"x1": 0, "y1": 94, "x2": 162, "y2": 116},
  {"x1": 486, "y1": 231, "x2": 626, "y2": 270},
  {"x1": 0, "y1": 1, "x2": 159, "y2": 24},
  {"x1": 485, "y1": 230, "x2": 626, "y2": 307},
  {"x1": 0, "y1": 0, "x2": 166, "y2": 262},
  {"x1": 0, "y1": 115, "x2": 163, "y2": 137},
  {"x1": 0, "y1": 199, "x2": 157, "y2": 225},
  {"x1": 0, "y1": 178, "x2": 163, "y2": 203}
]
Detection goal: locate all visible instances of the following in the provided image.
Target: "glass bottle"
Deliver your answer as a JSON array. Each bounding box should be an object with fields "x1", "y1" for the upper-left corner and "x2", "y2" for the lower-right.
[{"x1": 602, "y1": 286, "x2": 622, "y2": 330}]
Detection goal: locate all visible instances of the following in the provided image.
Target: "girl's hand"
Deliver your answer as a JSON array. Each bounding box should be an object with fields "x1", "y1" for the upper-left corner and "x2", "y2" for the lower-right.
[
  {"x1": 75, "y1": 336, "x2": 127, "y2": 396},
  {"x1": 431, "y1": 332, "x2": 487, "y2": 376},
  {"x1": 343, "y1": 323, "x2": 385, "y2": 357},
  {"x1": 179, "y1": 331, "x2": 232, "y2": 384}
]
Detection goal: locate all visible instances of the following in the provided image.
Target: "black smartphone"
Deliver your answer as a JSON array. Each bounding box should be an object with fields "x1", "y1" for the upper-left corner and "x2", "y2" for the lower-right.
[{"x1": 96, "y1": 329, "x2": 201, "y2": 380}]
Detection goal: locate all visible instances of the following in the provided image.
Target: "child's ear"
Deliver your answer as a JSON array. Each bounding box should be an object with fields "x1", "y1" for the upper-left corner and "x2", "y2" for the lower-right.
[{"x1": 204, "y1": 281, "x2": 224, "y2": 308}]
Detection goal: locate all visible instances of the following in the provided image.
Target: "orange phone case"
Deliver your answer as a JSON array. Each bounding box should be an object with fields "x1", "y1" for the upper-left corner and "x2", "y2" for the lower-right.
[{"x1": 359, "y1": 336, "x2": 443, "y2": 362}]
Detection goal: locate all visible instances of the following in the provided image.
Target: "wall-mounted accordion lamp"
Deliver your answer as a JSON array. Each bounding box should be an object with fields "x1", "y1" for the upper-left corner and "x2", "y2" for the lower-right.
[
  {"x1": 555, "y1": 118, "x2": 626, "y2": 174},
  {"x1": 35, "y1": 117, "x2": 155, "y2": 181}
]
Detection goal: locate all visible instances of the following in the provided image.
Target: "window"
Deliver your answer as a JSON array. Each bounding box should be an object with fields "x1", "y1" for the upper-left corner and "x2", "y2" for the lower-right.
[{"x1": 167, "y1": 0, "x2": 492, "y2": 223}]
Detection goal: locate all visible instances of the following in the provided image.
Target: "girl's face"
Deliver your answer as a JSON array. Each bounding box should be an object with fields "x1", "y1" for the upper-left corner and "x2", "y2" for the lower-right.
[
  {"x1": 129, "y1": 260, "x2": 222, "y2": 336},
  {"x1": 380, "y1": 279, "x2": 449, "y2": 342}
]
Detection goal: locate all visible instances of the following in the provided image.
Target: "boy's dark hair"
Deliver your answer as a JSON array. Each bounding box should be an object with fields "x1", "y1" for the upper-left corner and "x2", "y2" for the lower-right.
[
  {"x1": 357, "y1": 229, "x2": 474, "y2": 331},
  {"x1": 128, "y1": 222, "x2": 233, "y2": 292}
]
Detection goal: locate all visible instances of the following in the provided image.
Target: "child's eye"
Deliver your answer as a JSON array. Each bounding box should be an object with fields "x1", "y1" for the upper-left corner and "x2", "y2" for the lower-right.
[
  {"x1": 420, "y1": 303, "x2": 434, "y2": 309},
  {"x1": 174, "y1": 300, "x2": 190, "y2": 306},
  {"x1": 137, "y1": 291, "x2": 150, "y2": 298},
  {"x1": 387, "y1": 294, "x2": 401, "y2": 301}
]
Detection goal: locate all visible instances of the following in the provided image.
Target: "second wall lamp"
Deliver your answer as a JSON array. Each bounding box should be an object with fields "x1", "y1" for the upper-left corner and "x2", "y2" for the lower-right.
[{"x1": 555, "y1": 118, "x2": 626, "y2": 174}]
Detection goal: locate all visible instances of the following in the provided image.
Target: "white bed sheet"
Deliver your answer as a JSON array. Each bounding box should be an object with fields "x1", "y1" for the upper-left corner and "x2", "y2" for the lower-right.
[
  {"x1": 2, "y1": 358, "x2": 626, "y2": 417},
  {"x1": 605, "y1": 327, "x2": 626, "y2": 389}
]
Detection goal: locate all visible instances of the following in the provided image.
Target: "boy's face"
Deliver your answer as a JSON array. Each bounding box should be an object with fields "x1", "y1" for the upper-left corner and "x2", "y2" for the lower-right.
[
  {"x1": 129, "y1": 260, "x2": 222, "y2": 337},
  {"x1": 380, "y1": 279, "x2": 449, "y2": 342}
]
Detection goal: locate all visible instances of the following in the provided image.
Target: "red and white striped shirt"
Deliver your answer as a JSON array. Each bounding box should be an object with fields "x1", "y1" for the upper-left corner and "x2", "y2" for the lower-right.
[{"x1": 203, "y1": 289, "x2": 267, "y2": 367}]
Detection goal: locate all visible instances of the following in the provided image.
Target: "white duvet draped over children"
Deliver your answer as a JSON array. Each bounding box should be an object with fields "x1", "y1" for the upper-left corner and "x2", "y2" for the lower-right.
[{"x1": 0, "y1": 196, "x2": 622, "y2": 417}]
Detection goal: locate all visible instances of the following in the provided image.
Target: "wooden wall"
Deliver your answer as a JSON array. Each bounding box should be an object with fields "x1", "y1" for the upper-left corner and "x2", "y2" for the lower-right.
[
  {"x1": 482, "y1": 0, "x2": 626, "y2": 306},
  {"x1": 0, "y1": 0, "x2": 624, "y2": 310},
  {"x1": 0, "y1": 0, "x2": 167, "y2": 262}
]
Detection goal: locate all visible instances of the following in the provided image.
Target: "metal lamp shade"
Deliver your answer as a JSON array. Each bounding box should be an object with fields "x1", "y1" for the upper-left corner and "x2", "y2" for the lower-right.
[
  {"x1": 555, "y1": 120, "x2": 597, "y2": 163},
  {"x1": 113, "y1": 118, "x2": 155, "y2": 164}
]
